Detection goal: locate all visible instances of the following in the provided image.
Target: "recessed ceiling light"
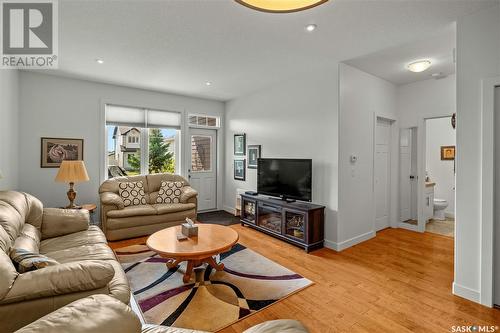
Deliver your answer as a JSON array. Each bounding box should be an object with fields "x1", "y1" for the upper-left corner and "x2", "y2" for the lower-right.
[
  {"x1": 407, "y1": 60, "x2": 431, "y2": 73},
  {"x1": 96, "y1": 59, "x2": 104, "y2": 64},
  {"x1": 205, "y1": 81, "x2": 212, "y2": 86},
  {"x1": 305, "y1": 24, "x2": 317, "y2": 32}
]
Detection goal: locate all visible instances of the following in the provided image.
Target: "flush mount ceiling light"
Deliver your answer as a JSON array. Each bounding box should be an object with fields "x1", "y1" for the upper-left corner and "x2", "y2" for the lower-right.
[
  {"x1": 95, "y1": 59, "x2": 104, "y2": 64},
  {"x1": 407, "y1": 60, "x2": 431, "y2": 73},
  {"x1": 205, "y1": 81, "x2": 212, "y2": 86},
  {"x1": 236, "y1": 0, "x2": 328, "y2": 13}
]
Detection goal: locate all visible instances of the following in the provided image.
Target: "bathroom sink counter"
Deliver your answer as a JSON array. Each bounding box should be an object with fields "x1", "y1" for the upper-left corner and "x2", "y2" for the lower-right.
[{"x1": 425, "y1": 182, "x2": 436, "y2": 187}]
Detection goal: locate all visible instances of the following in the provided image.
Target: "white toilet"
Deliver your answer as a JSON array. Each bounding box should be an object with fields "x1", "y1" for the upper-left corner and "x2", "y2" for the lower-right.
[{"x1": 433, "y1": 199, "x2": 448, "y2": 220}]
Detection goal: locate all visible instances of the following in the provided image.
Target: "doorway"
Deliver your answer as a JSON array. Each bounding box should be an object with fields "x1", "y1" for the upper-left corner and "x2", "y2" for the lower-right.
[
  {"x1": 374, "y1": 117, "x2": 393, "y2": 231},
  {"x1": 399, "y1": 127, "x2": 418, "y2": 230},
  {"x1": 188, "y1": 128, "x2": 217, "y2": 212}
]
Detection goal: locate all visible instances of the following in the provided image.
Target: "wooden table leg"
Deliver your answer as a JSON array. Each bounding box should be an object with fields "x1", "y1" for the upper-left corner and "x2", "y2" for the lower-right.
[
  {"x1": 166, "y1": 258, "x2": 180, "y2": 269},
  {"x1": 206, "y1": 256, "x2": 224, "y2": 271},
  {"x1": 183, "y1": 260, "x2": 194, "y2": 283}
]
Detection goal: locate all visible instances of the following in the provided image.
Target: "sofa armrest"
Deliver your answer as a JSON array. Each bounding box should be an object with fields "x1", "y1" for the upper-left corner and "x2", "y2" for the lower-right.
[
  {"x1": 180, "y1": 186, "x2": 198, "y2": 204},
  {"x1": 15, "y1": 294, "x2": 141, "y2": 333},
  {"x1": 100, "y1": 192, "x2": 125, "y2": 210},
  {"x1": 2, "y1": 261, "x2": 114, "y2": 304},
  {"x1": 41, "y1": 208, "x2": 89, "y2": 239}
]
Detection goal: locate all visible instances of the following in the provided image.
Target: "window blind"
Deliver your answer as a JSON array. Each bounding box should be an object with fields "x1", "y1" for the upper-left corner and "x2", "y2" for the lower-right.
[
  {"x1": 147, "y1": 109, "x2": 181, "y2": 129},
  {"x1": 106, "y1": 105, "x2": 181, "y2": 129},
  {"x1": 106, "y1": 105, "x2": 145, "y2": 127}
]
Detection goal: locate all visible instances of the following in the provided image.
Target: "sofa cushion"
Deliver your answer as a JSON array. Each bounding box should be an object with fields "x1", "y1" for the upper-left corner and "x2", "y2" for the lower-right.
[
  {"x1": 153, "y1": 203, "x2": 196, "y2": 215},
  {"x1": 10, "y1": 249, "x2": 59, "y2": 273},
  {"x1": 15, "y1": 294, "x2": 141, "y2": 333},
  {"x1": 40, "y1": 226, "x2": 107, "y2": 254},
  {"x1": 155, "y1": 181, "x2": 183, "y2": 204},
  {"x1": 107, "y1": 205, "x2": 157, "y2": 218},
  {"x1": 12, "y1": 224, "x2": 41, "y2": 254},
  {"x1": 44, "y1": 244, "x2": 116, "y2": 263},
  {"x1": 119, "y1": 181, "x2": 147, "y2": 207},
  {"x1": 0, "y1": 251, "x2": 18, "y2": 299}
]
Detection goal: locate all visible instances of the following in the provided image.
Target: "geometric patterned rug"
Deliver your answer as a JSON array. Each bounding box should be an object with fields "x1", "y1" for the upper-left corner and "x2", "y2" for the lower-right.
[{"x1": 114, "y1": 243, "x2": 312, "y2": 332}]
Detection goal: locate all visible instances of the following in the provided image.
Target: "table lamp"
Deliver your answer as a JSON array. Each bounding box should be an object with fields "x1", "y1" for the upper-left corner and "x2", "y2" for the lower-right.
[{"x1": 55, "y1": 160, "x2": 89, "y2": 209}]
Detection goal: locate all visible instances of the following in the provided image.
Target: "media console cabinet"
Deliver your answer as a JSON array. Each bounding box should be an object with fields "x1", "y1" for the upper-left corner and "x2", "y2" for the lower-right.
[{"x1": 240, "y1": 194, "x2": 325, "y2": 252}]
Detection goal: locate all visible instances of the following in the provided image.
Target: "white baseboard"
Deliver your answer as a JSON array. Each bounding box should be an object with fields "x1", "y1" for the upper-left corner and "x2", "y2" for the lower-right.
[
  {"x1": 223, "y1": 205, "x2": 236, "y2": 215},
  {"x1": 452, "y1": 282, "x2": 480, "y2": 303},
  {"x1": 325, "y1": 231, "x2": 376, "y2": 252}
]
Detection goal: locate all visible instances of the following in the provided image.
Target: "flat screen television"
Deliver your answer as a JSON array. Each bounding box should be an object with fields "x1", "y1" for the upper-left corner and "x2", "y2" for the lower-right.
[{"x1": 257, "y1": 158, "x2": 312, "y2": 202}]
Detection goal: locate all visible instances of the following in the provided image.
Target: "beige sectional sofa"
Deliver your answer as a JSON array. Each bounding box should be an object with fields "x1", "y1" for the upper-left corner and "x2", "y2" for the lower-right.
[
  {"x1": 99, "y1": 174, "x2": 198, "y2": 241},
  {"x1": 0, "y1": 191, "x2": 130, "y2": 333},
  {"x1": 16, "y1": 294, "x2": 309, "y2": 333}
]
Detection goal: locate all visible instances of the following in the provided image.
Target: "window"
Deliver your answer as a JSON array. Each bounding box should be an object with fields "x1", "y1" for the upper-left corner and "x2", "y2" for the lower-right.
[
  {"x1": 188, "y1": 114, "x2": 220, "y2": 128},
  {"x1": 191, "y1": 135, "x2": 212, "y2": 172},
  {"x1": 105, "y1": 105, "x2": 181, "y2": 178}
]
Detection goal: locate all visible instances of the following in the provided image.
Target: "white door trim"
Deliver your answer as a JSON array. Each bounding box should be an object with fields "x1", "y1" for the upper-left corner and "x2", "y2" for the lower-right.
[{"x1": 480, "y1": 76, "x2": 500, "y2": 307}]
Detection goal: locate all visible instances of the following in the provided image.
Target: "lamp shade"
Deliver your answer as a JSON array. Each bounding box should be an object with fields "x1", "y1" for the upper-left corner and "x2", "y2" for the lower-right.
[
  {"x1": 236, "y1": 0, "x2": 328, "y2": 13},
  {"x1": 55, "y1": 161, "x2": 89, "y2": 183}
]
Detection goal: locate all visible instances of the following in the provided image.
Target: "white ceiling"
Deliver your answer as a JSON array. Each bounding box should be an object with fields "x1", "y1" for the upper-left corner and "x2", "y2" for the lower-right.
[
  {"x1": 38, "y1": 0, "x2": 498, "y2": 101},
  {"x1": 344, "y1": 24, "x2": 456, "y2": 85}
]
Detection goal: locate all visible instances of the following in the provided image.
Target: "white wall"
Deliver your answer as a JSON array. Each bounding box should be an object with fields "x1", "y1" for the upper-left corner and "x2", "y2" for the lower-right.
[
  {"x1": 425, "y1": 117, "x2": 455, "y2": 216},
  {"x1": 454, "y1": 4, "x2": 500, "y2": 303},
  {"x1": 18, "y1": 72, "x2": 225, "y2": 209},
  {"x1": 224, "y1": 69, "x2": 339, "y2": 245},
  {"x1": 0, "y1": 70, "x2": 19, "y2": 190},
  {"x1": 338, "y1": 64, "x2": 398, "y2": 250},
  {"x1": 398, "y1": 75, "x2": 456, "y2": 128}
]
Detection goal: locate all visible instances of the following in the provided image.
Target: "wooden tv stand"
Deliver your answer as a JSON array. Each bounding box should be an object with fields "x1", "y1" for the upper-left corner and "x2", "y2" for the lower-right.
[{"x1": 239, "y1": 194, "x2": 325, "y2": 252}]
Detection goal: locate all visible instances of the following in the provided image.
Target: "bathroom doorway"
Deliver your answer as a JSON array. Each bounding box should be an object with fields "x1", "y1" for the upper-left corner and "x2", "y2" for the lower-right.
[
  {"x1": 423, "y1": 116, "x2": 456, "y2": 237},
  {"x1": 399, "y1": 127, "x2": 419, "y2": 231}
]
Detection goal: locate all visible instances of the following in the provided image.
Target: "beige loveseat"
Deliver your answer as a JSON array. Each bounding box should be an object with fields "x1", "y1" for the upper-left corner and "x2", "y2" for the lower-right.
[
  {"x1": 99, "y1": 174, "x2": 198, "y2": 241},
  {"x1": 16, "y1": 294, "x2": 309, "y2": 333},
  {"x1": 0, "y1": 191, "x2": 130, "y2": 333}
]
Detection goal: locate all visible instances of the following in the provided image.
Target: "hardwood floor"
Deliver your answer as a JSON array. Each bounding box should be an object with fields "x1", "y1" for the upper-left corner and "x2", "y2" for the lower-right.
[{"x1": 109, "y1": 225, "x2": 500, "y2": 333}]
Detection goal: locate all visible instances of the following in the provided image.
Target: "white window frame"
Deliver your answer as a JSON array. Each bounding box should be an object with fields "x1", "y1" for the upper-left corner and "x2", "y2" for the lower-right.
[{"x1": 188, "y1": 114, "x2": 221, "y2": 129}]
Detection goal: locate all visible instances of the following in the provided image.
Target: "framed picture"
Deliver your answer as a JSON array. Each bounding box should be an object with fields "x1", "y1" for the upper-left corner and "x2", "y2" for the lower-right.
[
  {"x1": 41, "y1": 137, "x2": 84, "y2": 168},
  {"x1": 441, "y1": 145, "x2": 455, "y2": 161},
  {"x1": 234, "y1": 159, "x2": 246, "y2": 181},
  {"x1": 234, "y1": 134, "x2": 246, "y2": 156},
  {"x1": 247, "y1": 145, "x2": 261, "y2": 169}
]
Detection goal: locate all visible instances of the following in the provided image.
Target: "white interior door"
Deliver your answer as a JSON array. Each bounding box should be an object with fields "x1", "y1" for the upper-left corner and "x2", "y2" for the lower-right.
[
  {"x1": 494, "y1": 86, "x2": 500, "y2": 306},
  {"x1": 188, "y1": 128, "x2": 217, "y2": 212},
  {"x1": 375, "y1": 118, "x2": 391, "y2": 231}
]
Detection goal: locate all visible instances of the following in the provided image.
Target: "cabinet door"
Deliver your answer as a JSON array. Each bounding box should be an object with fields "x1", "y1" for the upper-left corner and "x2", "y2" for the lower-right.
[
  {"x1": 283, "y1": 209, "x2": 307, "y2": 242},
  {"x1": 241, "y1": 198, "x2": 256, "y2": 224}
]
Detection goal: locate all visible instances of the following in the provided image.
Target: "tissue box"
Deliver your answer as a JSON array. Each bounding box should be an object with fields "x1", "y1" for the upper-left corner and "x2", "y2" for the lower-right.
[{"x1": 181, "y1": 223, "x2": 198, "y2": 237}]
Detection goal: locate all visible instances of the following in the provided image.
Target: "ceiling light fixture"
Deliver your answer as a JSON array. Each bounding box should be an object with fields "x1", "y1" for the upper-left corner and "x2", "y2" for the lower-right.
[
  {"x1": 236, "y1": 0, "x2": 328, "y2": 13},
  {"x1": 305, "y1": 24, "x2": 317, "y2": 32},
  {"x1": 96, "y1": 59, "x2": 104, "y2": 64},
  {"x1": 407, "y1": 60, "x2": 431, "y2": 73},
  {"x1": 205, "y1": 81, "x2": 212, "y2": 86}
]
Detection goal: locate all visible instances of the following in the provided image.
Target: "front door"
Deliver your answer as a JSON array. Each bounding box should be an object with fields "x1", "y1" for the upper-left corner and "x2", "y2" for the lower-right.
[
  {"x1": 375, "y1": 118, "x2": 391, "y2": 231},
  {"x1": 188, "y1": 128, "x2": 217, "y2": 211}
]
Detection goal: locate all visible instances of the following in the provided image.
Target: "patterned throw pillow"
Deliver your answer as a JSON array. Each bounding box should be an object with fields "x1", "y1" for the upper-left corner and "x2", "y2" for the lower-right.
[
  {"x1": 118, "y1": 181, "x2": 147, "y2": 207},
  {"x1": 10, "y1": 248, "x2": 59, "y2": 273},
  {"x1": 156, "y1": 181, "x2": 183, "y2": 204}
]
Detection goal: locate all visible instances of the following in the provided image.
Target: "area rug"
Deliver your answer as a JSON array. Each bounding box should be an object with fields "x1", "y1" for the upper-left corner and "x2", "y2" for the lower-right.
[{"x1": 114, "y1": 243, "x2": 312, "y2": 332}]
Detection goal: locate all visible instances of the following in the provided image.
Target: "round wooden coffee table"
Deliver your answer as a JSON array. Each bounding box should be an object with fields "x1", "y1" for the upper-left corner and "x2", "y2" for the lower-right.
[{"x1": 146, "y1": 224, "x2": 239, "y2": 283}]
